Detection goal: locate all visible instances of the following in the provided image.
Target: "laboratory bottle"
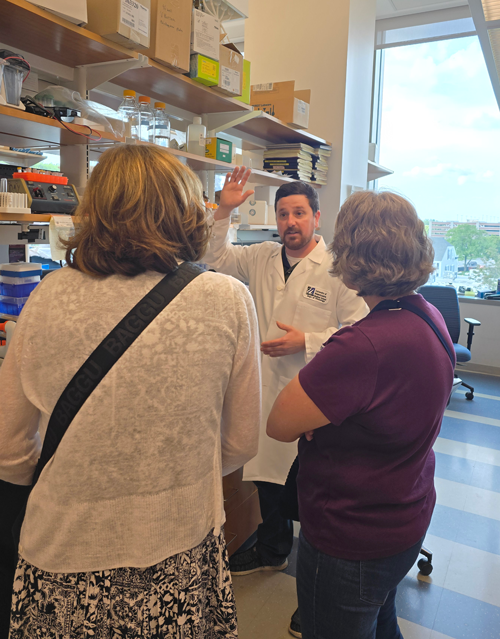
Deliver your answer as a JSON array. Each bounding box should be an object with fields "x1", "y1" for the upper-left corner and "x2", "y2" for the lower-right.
[
  {"x1": 117, "y1": 90, "x2": 140, "y2": 140},
  {"x1": 186, "y1": 116, "x2": 206, "y2": 156},
  {"x1": 152, "y1": 102, "x2": 171, "y2": 147},
  {"x1": 138, "y1": 96, "x2": 154, "y2": 143}
]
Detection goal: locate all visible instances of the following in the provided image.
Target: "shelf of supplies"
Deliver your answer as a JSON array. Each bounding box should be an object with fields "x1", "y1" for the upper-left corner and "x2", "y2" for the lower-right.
[
  {"x1": 0, "y1": 0, "x2": 135, "y2": 67},
  {"x1": 207, "y1": 111, "x2": 332, "y2": 147},
  {"x1": 0, "y1": 147, "x2": 47, "y2": 166},
  {"x1": 112, "y1": 59, "x2": 251, "y2": 115},
  {"x1": 0, "y1": 2, "x2": 251, "y2": 116},
  {"x1": 0, "y1": 106, "x2": 123, "y2": 147},
  {"x1": 0, "y1": 212, "x2": 51, "y2": 221},
  {"x1": 164, "y1": 149, "x2": 305, "y2": 186},
  {"x1": 367, "y1": 160, "x2": 393, "y2": 182}
]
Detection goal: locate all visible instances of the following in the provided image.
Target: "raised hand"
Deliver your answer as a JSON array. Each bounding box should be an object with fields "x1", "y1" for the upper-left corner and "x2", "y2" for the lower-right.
[{"x1": 215, "y1": 166, "x2": 255, "y2": 219}]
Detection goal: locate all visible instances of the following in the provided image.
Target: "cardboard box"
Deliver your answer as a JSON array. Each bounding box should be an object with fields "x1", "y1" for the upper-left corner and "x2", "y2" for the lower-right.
[
  {"x1": 250, "y1": 81, "x2": 311, "y2": 129},
  {"x1": 189, "y1": 54, "x2": 219, "y2": 86},
  {"x1": 212, "y1": 43, "x2": 243, "y2": 97},
  {"x1": 27, "y1": 0, "x2": 87, "y2": 25},
  {"x1": 236, "y1": 59, "x2": 251, "y2": 104},
  {"x1": 87, "y1": 0, "x2": 151, "y2": 50},
  {"x1": 191, "y1": 8, "x2": 220, "y2": 60},
  {"x1": 238, "y1": 199, "x2": 268, "y2": 225},
  {"x1": 143, "y1": 0, "x2": 191, "y2": 73},
  {"x1": 205, "y1": 137, "x2": 233, "y2": 163}
]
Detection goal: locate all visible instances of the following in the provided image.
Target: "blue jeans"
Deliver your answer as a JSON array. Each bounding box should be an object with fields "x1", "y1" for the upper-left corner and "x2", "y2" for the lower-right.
[{"x1": 297, "y1": 530, "x2": 425, "y2": 639}]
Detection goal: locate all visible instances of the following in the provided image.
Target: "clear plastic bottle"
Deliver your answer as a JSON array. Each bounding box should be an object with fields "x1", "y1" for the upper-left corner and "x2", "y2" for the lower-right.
[
  {"x1": 152, "y1": 102, "x2": 171, "y2": 147},
  {"x1": 186, "y1": 116, "x2": 206, "y2": 156},
  {"x1": 138, "y1": 96, "x2": 154, "y2": 143},
  {"x1": 117, "y1": 89, "x2": 140, "y2": 140}
]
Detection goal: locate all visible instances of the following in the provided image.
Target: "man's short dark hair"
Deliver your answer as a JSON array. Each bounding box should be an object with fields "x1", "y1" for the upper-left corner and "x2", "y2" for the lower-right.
[{"x1": 274, "y1": 182, "x2": 320, "y2": 214}]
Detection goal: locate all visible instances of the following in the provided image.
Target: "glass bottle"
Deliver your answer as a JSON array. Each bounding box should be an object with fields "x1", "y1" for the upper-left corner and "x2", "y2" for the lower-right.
[
  {"x1": 152, "y1": 102, "x2": 171, "y2": 147},
  {"x1": 117, "y1": 89, "x2": 140, "y2": 140},
  {"x1": 138, "y1": 96, "x2": 154, "y2": 143}
]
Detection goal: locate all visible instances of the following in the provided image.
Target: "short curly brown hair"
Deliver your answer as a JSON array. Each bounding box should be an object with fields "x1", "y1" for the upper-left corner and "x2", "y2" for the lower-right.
[
  {"x1": 64, "y1": 144, "x2": 210, "y2": 276},
  {"x1": 330, "y1": 190, "x2": 434, "y2": 297}
]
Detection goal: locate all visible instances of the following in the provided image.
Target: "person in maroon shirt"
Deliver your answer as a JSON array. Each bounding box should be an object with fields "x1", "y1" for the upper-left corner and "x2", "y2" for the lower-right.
[{"x1": 267, "y1": 191, "x2": 455, "y2": 639}]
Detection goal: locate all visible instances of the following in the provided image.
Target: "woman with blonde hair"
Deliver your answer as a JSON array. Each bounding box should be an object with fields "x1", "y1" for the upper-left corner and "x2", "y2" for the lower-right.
[
  {"x1": 268, "y1": 191, "x2": 455, "y2": 639},
  {"x1": 0, "y1": 144, "x2": 260, "y2": 638}
]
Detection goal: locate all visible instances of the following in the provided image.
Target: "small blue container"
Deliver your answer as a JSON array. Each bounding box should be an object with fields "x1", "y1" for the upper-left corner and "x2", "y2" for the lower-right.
[
  {"x1": 0, "y1": 281, "x2": 39, "y2": 297},
  {"x1": 0, "y1": 295, "x2": 29, "y2": 316}
]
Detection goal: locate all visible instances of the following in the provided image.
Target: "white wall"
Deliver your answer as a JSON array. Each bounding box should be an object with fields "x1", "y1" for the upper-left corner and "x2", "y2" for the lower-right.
[
  {"x1": 458, "y1": 299, "x2": 500, "y2": 374},
  {"x1": 245, "y1": 0, "x2": 377, "y2": 241}
]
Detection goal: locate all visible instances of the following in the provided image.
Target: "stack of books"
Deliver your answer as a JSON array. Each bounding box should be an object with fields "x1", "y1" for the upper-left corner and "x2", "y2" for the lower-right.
[
  {"x1": 312, "y1": 145, "x2": 332, "y2": 185},
  {"x1": 263, "y1": 143, "x2": 315, "y2": 182},
  {"x1": 263, "y1": 143, "x2": 332, "y2": 185}
]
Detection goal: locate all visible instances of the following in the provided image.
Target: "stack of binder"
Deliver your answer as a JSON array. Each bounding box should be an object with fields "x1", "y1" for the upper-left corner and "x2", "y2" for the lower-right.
[{"x1": 263, "y1": 143, "x2": 331, "y2": 185}]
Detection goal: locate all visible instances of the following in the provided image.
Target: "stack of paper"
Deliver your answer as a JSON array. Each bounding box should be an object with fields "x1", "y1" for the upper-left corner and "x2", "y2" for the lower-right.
[{"x1": 311, "y1": 145, "x2": 332, "y2": 185}]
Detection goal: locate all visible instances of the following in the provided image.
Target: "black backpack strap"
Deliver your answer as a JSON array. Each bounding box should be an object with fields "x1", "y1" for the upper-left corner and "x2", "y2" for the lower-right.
[
  {"x1": 32, "y1": 261, "x2": 204, "y2": 485},
  {"x1": 372, "y1": 298, "x2": 455, "y2": 366}
]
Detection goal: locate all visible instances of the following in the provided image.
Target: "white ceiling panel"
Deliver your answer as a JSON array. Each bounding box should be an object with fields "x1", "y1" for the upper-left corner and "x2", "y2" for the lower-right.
[{"x1": 377, "y1": 0, "x2": 468, "y2": 17}]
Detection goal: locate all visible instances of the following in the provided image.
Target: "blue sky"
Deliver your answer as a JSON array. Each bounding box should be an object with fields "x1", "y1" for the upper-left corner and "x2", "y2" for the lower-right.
[{"x1": 378, "y1": 36, "x2": 500, "y2": 222}]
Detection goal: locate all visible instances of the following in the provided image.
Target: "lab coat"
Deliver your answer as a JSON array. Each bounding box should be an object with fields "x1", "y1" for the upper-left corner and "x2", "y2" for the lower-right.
[{"x1": 204, "y1": 217, "x2": 368, "y2": 484}]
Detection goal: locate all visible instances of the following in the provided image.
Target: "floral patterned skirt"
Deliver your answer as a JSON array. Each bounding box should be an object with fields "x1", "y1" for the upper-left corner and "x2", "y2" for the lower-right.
[{"x1": 9, "y1": 529, "x2": 237, "y2": 639}]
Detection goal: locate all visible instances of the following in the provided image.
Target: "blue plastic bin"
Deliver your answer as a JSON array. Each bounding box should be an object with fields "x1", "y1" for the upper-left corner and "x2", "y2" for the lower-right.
[
  {"x1": 0, "y1": 281, "x2": 39, "y2": 297},
  {"x1": 0, "y1": 295, "x2": 29, "y2": 316}
]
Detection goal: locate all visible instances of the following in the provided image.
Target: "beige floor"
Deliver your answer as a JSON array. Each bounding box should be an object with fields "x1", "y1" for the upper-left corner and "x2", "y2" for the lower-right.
[{"x1": 233, "y1": 570, "x2": 298, "y2": 639}]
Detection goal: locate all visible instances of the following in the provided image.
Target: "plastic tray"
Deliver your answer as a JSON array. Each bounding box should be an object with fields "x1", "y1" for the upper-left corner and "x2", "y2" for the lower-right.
[
  {"x1": 0, "y1": 295, "x2": 29, "y2": 316},
  {"x1": 0, "y1": 281, "x2": 38, "y2": 297}
]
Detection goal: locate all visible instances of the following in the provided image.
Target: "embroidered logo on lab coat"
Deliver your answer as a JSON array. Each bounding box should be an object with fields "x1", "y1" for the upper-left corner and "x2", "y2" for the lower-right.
[{"x1": 304, "y1": 285, "x2": 329, "y2": 304}]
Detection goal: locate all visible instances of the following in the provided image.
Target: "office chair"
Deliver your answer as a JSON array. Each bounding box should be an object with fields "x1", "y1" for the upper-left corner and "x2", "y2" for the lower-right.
[{"x1": 418, "y1": 285, "x2": 481, "y2": 400}]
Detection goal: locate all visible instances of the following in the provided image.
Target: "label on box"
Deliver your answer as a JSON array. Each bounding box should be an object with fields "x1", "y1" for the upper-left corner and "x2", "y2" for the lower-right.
[
  {"x1": 201, "y1": 58, "x2": 217, "y2": 78},
  {"x1": 297, "y1": 100, "x2": 307, "y2": 115},
  {"x1": 192, "y1": 9, "x2": 219, "y2": 59},
  {"x1": 253, "y1": 83, "x2": 274, "y2": 92},
  {"x1": 49, "y1": 215, "x2": 75, "y2": 262},
  {"x1": 219, "y1": 143, "x2": 230, "y2": 154},
  {"x1": 120, "y1": 0, "x2": 149, "y2": 37},
  {"x1": 221, "y1": 67, "x2": 240, "y2": 94}
]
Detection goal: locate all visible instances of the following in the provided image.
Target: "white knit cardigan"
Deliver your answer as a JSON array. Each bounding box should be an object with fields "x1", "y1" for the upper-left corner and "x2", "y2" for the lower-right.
[{"x1": 0, "y1": 266, "x2": 261, "y2": 573}]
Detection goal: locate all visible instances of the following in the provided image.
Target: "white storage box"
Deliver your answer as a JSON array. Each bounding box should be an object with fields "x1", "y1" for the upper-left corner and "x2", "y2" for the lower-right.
[{"x1": 238, "y1": 199, "x2": 268, "y2": 225}]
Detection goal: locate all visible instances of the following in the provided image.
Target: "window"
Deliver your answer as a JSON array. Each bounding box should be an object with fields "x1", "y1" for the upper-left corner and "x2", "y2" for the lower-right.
[{"x1": 375, "y1": 31, "x2": 500, "y2": 293}]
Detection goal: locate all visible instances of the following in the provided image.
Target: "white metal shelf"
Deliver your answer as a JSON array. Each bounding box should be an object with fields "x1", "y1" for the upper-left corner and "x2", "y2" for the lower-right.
[{"x1": 367, "y1": 160, "x2": 393, "y2": 182}]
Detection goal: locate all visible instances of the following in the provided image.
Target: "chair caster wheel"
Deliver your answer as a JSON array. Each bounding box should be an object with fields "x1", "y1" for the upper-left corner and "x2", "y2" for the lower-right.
[
  {"x1": 418, "y1": 559, "x2": 433, "y2": 576},
  {"x1": 465, "y1": 392, "x2": 474, "y2": 400}
]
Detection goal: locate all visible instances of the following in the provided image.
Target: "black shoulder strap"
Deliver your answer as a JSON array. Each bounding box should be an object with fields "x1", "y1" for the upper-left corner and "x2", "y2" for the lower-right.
[
  {"x1": 32, "y1": 262, "x2": 204, "y2": 486},
  {"x1": 372, "y1": 298, "x2": 455, "y2": 365}
]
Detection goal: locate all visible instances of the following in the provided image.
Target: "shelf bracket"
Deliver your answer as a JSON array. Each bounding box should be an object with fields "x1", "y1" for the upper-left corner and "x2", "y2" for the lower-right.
[
  {"x1": 79, "y1": 54, "x2": 151, "y2": 91},
  {"x1": 204, "y1": 110, "x2": 263, "y2": 136}
]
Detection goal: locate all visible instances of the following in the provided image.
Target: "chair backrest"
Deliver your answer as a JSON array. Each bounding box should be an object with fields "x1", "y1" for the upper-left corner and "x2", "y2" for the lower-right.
[{"x1": 418, "y1": 285, "x2": 461, "y2": 344}]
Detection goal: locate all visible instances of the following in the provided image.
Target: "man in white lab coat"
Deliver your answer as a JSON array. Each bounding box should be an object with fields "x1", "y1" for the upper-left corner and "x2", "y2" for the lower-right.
[{"x1": 205, "y1": 167, "x2": 367, "y2": 576}]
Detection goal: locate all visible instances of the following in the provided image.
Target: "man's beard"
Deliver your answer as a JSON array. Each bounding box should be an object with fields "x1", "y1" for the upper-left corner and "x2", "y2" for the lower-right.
[{"x1": 282, "y1": 229, "x2": 313, "y2": 252}]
